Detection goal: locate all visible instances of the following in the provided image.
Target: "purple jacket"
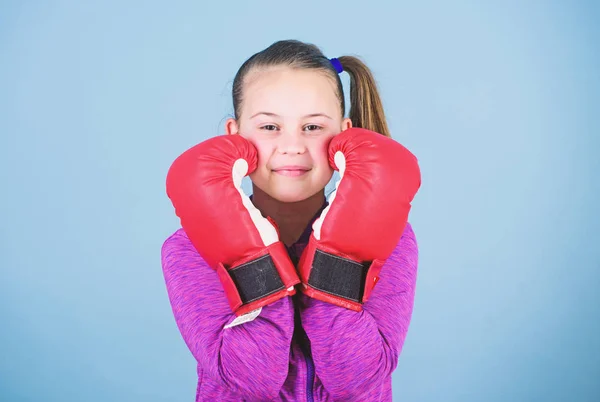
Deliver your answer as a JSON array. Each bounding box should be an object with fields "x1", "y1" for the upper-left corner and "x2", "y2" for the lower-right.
[{"x1": 161, "y1": 212, "x2": 419, "y2": 401}]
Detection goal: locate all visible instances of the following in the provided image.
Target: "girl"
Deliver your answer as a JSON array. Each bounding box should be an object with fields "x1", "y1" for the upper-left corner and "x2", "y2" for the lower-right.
[{"x1": 162, "y1": 40, "x2": 421, "y2": 401}]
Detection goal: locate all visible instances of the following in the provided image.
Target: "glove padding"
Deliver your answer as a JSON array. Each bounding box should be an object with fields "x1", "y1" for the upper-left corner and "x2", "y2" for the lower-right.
[
  {"x1": 166, "y1": 134, "x2": 300, "y2": 316},
  {"x1": 297, "y1": 128, "x2": 421, "y2": 311}
]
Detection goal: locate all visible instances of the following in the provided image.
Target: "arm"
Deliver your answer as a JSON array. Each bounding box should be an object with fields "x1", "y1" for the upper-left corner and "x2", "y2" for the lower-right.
[
  {"x1": 161, "y1": 229, "x2": 295, "y2": 400},
  {"x1": 299, "y1": 223, "x2": 418, "y2": 400}
]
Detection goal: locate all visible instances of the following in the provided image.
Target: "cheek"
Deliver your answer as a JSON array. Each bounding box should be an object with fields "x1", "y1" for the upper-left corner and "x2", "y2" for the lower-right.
[
  {"x1": 244, "y1": 138, "x2": 273, "y2": 170},
  {"x1": 237, "y1": 125, "x2": 267, "y2": 157},
  {"x1": 309, "y1": 137, "x2": 333, "y2": 168}
]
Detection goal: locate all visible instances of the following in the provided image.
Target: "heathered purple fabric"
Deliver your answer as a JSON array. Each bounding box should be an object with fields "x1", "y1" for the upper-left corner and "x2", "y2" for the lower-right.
[{"x1": 160, "y1": 222, "x2": 418, "y2": 401}]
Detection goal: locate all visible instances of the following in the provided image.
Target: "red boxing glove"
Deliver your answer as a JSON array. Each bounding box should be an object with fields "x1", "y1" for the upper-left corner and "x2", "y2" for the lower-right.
[
  {"x1": 297, "y1": 128, "x2": 421, "y2": 311},
  {"x1": 166, "y1": 135, "x2": 300, "y2": 316}
]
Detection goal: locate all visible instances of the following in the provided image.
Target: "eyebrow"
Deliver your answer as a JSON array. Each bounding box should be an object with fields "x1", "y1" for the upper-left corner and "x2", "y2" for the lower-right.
[{"x1": 249, "y1": 112, "x2": 333, "y2": 120}]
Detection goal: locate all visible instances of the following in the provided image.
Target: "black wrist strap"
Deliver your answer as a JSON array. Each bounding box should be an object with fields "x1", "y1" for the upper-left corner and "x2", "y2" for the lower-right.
[
  {"x1": 228, "y1": 255, "x2": 285, "y2": 304},
  {"x1": 307, "y1": 250, "x2": 368, "y2": 303}
]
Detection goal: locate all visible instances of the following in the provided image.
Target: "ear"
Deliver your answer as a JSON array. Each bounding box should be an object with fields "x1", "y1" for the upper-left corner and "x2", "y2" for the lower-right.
[
  {"x1": 342, "y1": 117, "x2": 352, "y2": 131},
  {"x1": 225, "y1": 118, "x2": 239, "y2": 135}
]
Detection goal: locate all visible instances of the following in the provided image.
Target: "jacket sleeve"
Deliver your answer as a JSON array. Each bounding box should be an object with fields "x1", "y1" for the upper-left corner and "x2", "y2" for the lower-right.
[
  {"x1": 161, "y1": 229, "x2": 295, "y2": 400},
  {"x1": 298, "y1": 223, "x2": 419, "y2": 400}
]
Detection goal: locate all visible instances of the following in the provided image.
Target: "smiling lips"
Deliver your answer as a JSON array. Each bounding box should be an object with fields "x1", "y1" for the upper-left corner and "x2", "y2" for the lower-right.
[{"x1": 272, "y1": 165, "x2": 311, "y2": 177}]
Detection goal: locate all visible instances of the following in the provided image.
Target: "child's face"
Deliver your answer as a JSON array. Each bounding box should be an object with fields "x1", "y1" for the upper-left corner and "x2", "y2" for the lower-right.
[{"x1": 226, "y1": 66, "x2": 352, "y2": 203}]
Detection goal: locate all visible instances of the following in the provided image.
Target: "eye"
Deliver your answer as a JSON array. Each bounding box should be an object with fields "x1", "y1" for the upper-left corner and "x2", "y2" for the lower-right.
[
  {"x1": 260, "y1": 124, "x2": 279, "y2": 131},
  {"x1": 304, "y1": 124, "x2": 322, "y2": 132}
]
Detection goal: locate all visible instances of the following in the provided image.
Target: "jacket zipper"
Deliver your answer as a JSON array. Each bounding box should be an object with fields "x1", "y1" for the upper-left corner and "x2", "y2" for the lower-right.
[
  {"x1": 303, "y1": 333, "x2": 315, "y2": 402},
  {"x1": 305, "y1": 353, "x2": 314, "y2": 402}
]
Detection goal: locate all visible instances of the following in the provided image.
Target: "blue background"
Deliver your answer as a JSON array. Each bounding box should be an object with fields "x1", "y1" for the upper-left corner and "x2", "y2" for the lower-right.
[{"x1": 1, "y1": 1, "x2": 598, "y2": 401}]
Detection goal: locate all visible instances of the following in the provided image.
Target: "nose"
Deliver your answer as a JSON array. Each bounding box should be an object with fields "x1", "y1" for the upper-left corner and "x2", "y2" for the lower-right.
[{"x1": 277, "y1": 130, "x2": 306, "y2": 155}]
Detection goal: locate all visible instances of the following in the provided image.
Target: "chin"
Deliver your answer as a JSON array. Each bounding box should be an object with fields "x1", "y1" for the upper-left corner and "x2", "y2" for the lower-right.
[
  {"x1": 270, "y1": 190, "x2": 314, "y2": 203},
  {"x1": 250, "y1": 172, "x2": 329, "y2": 203},
  {"x1": 262, "y1": 182, "x2": 323, "y2": 203}
]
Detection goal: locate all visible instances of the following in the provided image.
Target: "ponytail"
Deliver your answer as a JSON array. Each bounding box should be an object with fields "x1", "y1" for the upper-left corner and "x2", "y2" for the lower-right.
[{"x1": 338, "y1": 56, "x2": 391, "y2": 138}]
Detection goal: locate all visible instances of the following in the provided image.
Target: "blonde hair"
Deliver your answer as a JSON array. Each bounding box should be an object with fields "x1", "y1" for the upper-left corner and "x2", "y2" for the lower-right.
[{"x1": 338, "y1": 56, "x2": 390, "y2": 137}]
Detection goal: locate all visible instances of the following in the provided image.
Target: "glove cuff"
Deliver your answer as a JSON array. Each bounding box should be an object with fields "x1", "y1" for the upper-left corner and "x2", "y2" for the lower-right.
[
  {"x1": 298, "y1": 236, "x2": 385, "y2": 311},
  {"x1": 217, "y1": 241, "x2": 300, "y2": 316}
]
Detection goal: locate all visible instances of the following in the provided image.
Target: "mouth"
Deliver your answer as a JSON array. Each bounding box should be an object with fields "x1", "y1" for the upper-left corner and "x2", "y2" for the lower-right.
[{"x1": 272, "y1": 166, "x2": 311, "y2": 177}]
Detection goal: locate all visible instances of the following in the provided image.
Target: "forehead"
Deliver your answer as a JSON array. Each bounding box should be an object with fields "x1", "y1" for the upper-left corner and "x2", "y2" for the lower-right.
[{"x1": 241, "y1": 66, "x2": 340, "y2": 117}]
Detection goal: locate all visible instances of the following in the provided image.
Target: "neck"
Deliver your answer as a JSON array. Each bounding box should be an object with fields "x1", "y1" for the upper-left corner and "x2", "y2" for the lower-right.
[{"x1": 251, "y1": 185, "x2": 325, "y2": 247}]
